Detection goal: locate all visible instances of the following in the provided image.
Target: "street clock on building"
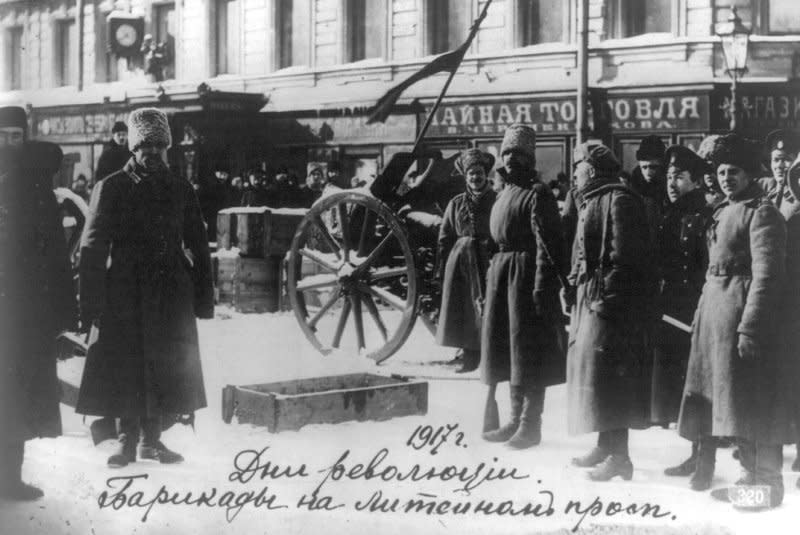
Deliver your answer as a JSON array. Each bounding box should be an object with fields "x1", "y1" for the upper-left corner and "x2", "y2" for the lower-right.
[{"x1": 107, "y1": 12, "x2": 144, "y2": 57}]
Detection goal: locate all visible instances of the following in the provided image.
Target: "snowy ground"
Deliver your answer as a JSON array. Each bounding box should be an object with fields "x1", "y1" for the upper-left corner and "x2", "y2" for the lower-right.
[{"x1": 2, "y1": 307, "x2": 798, "y2": 534}]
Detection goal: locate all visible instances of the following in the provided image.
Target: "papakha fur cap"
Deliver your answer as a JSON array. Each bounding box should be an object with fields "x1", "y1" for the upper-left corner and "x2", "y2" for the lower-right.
[
  {"x1": 0, "y1": 106, "x2": 28, "y2": 138},
  {"x1": 455, "y1": 148, "x2": 495, "y2": 175},
  {"x1": 127, "y1": 107, "x2": 172, "y2": 151},
  {"x1": 635, "y1": 135, "x2": 666, "y2": 161},
  {"x1": 708, "y1": 133, "x2": 762, "y2": 176},
  {"x1": 500, "y1": 124, "x2": 536, "y2": 161}
]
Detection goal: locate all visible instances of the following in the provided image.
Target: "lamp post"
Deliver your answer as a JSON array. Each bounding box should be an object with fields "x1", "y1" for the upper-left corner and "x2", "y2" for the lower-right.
[{"x1": 715, "y1": 6, "x2": 751, "y2": 132}]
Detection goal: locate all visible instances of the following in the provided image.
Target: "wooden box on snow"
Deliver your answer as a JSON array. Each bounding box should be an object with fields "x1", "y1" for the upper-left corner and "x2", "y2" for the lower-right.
[
  {"x1": 221, "y1": 373, "x2": 428, "y2": 432},
  {"x1": 218, "y1": 207, "x2": 307, "y2": 257},
  {"x1": 216, "y1": 208, "x2": 239, "y2": 250}
]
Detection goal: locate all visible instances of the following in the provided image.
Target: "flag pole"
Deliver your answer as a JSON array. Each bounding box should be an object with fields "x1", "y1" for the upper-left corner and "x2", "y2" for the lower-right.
[{"x1": 411, "y1": 0, "x2": 493, "y2": 154}]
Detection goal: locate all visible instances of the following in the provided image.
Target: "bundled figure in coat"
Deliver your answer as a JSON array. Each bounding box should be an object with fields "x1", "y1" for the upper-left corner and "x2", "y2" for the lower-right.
[
  {"x1": 677, "y1": 133, "x2": 790, "y2": 509},
  {"x1": 762, "y1": 131, "x2": 800, "y2": 485},
  {"x1": 77, "y1": 108, "x2": 214, "y2": 468},
  {"x1": 0, "y1": 106, "x2": 77, "y2": 500},
  {"x1": 480, "y1": 124, "x2": 567, "y2": 450},
  {"x1": 436, "y1": 149, "x2": 497, "y2": 373},
  {"x1": 94, "y1": 121, "x2": 132, "y2": 182},
  {"x1": 629, "y1": 135, "x2": 668, "y2": 247},
  {"x1": 653, "y1": 146, "x2": 716, "y2": 490},
  {"x1": 564, "y1": 142, "x2": 655, "y2": 482}
]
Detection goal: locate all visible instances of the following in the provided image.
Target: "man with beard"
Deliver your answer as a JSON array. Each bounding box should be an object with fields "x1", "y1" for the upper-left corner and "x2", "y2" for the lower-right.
[
  {"x1": 77, "y1": 108, "x2": 214, "y2": 468},
  {"x1": 0, "y1": 106, "x2": 76, "y2": 499},
  {"x1": 565, "y1": 141, "x2": 654, "y2": 481},
  {"x1": 94, "y1": 121, "x2": 132, "y2": 182},
  {"x1": 480, "y1": 124, "x2": 566, "y2": 450},
  {"x1": 678, "y1": 133, "x2": 791, "y2": 509},
  {"x1": 653, "y1": 146, "x2": 716, "y2": 490},
  {"x1": 436, "y1": 149, "x2": 497, "y2": 375}
]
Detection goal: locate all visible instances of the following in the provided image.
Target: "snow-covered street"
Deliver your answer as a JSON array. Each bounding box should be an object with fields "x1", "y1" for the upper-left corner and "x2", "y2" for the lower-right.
[{"x1": 2, "y1": 308, "x2": 798, "y2": 534}]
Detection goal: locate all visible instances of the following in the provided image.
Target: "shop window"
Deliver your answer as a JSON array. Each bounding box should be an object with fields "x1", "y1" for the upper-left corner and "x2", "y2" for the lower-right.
[
  {"x1": 5, "y1": 26, "x2": 23, "y2": 90},
  {"x1": 518, "y1": 0, "x2": 567, "y2": 46},
  {"x1": 277, "y1": 0, "x2": 310, "y2": 68},
  {"x1": 215, "y1": 0, "x2": 241, "y2": 75},
  {"x1": 424, "y1": 0, "x2": 470, "y2": 55},
  {"x1": 611, "y1": 0, "x2": 674, "y2": 38},
  {"x1": 55, "y1": 18, "x2": 77, "y2": 87},
  {"x1": 344, "y1": 0, "x2": 386, "y2": 62},
  {"x1": 764, "y1": 0, "x2": 800, "y2": 34},
  {"x1": 153, "y1": 2, "x2": 176, "y2": 79}
]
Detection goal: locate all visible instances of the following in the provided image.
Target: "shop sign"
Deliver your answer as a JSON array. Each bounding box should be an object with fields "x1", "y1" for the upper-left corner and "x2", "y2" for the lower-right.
[
  {"x1": 35, "y1": 111, "x2": 128, "y2": 139},
  {"x1": 422, "y1": 94, "x2": 709, "y2": 136},
  {"x1": 718, "y1": 93, "x2": 800, "y2": 130}
]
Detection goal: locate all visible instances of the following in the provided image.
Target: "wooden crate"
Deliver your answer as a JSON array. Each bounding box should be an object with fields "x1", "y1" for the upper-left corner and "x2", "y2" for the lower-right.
[
  {"x1": 265, "y1": 208, "x2": 307, "y2": 255},
  {"x1": 216, "y1": 208, "x2": 239, "y2": 250},
  {"x1": 235, "y1": 207, "x2": 271, "y2": 257},
  {"x1": 233, "y1": 256, "x2": 283, "y2": 313},
  {"x1": 222, "y1": 373, "x2": 428, "y2": 432}
]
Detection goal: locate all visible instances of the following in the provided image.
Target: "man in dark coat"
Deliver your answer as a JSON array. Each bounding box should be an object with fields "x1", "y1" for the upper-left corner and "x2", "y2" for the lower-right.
[
  {"x1": 784, "y1": 157, "x2": 800, "y2": 488},
  {"x1": 653, "y1": 146, "x2": 716, "y2": 490},
  {"x1": 77, "y1": 108, "x2": 214, "y2": 468},
  {"x1": 629, "y1": 135, "x2": 667, "y2": 247},
  {"x1": 0, "y1": 106, "x2": 77, "y2": 500},
  {"x1": 678, "y1": 133, "x2": 790, "y2": 508},
  {"x1": 94, "y1": 121, "x2": 132, "y2": 182},
  {"x1": 480, "y1": 124, "x2": 566, "y2": 450},
  {"x1": 564, "y1": 141, "x2": 654, "y2": 482},
  {"x1": 436, "y1": 149, "x2": 497, "y2": 374}
]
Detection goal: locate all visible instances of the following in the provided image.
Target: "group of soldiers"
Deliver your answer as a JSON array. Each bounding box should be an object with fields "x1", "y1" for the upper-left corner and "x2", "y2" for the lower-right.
[{"x1": 434, "y1": 123, "x2": 800, "y2": 510}]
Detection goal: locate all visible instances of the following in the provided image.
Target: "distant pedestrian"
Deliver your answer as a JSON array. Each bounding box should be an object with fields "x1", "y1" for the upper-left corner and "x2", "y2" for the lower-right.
[
  {"x1": 94, "y1": 121, "x2": 132, "y2": 182},
  {"x1": 77, "y1": 108, "x2": 214, "y2": 468}
]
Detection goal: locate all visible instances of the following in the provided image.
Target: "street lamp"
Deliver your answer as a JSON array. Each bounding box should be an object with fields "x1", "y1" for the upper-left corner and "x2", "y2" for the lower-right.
[{"x1": 715, "y1": 6, "x2": 751, "y2": 132}]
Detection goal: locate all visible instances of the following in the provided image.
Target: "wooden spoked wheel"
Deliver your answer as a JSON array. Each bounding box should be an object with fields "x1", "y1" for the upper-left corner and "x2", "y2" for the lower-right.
[{"x1": 287, "y1": 191, "x2": 418, "y2": 363}]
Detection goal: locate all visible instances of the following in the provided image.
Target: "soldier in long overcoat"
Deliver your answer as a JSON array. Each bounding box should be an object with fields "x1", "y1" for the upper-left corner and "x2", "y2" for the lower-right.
[
  {"x1": 436, "y1": 149, "x2": 497, "y2": 373},
  {"x1": 480, "y1": 124, "x2": 566, "y2": 450},
  {"x1": 564, "y1": 142, "x2": 654, "y2": 482},
  {"x1": 77, "y1": 108, "x2": 214, "y2": 468},
  {"x1": 0, "y1": 106, "x2": 77, "y2": 500},
  {"x1": 677, "y1": 133, "x2": 791, "y2": 508},
  {"x1": 652, "y1": 146, "x2": 716, "y2": 490}
]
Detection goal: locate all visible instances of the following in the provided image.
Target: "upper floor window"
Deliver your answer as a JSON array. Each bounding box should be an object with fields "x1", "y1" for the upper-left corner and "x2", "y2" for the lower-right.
[
  {"x1": 763, "y1": 0, "x2": 800, "y2": 34},
  {"x1": 611, "y1": 0, "x2": 673, "y2": 38},
  {"x1": 5, "y1": 26, "x2": 23, "y2": 90},
  {"x1": 277, "y1": 0, "x2": 310, "y2": 68},
  {"x1": 215, "y1": 0, "x2": 241, "y2": 74},
  {"x1": 55, "y1": 18, "x2": 77, "y2": 86},
  {"x1": 518, "y1": 0, "x2": 568, "y2": 45},
  {"x1": 424, "y1": 0, "x2": 469, "y2": 55},
  {"x1": 153, "y1": 2, "x2": 176, "y2": 79},
  {"x1": 344, "y1": 0, "x2": 386, "y2": 62}
]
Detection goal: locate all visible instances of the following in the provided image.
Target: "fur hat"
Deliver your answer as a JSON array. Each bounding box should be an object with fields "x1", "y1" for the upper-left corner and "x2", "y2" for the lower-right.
[
  {"x1": 665, "y1": 145, "x2": 711, "y2": 181},
  {"x1": 0, "y1": 106, "x2": 28, "y2": 139},
  {"x1": 696, "y1": 135, "x2": 720, "y2": 162},
  {"x1": 127, "y1": 108, "x2": 171, "y2": 151},
  {"x1": 455, "y1": 148, "x2": 495, "y2": 175},
  {"x1": 573, "y1": 141, "x2": 621, "y2": 176},
  {"x1": 635, "y1": 135, "x2": 666, "y2": 161},
  {"x1": 764, "y1": 129, "x2": 799, "y2": 161},
  {"x1": 707, "y1": 133, "x2": 762, "y2": 176},
  {"x1": 500, "y1": 124, "x2": 536, "y2": 161},
  {"x1": 111, "y1": 121, "x2": 128, "y2": 134}
]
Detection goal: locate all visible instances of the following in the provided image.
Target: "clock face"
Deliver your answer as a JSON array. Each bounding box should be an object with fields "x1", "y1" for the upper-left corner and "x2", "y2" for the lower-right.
[{"x1": 115, "y1": 24, "x2": 138, "y2": 47}]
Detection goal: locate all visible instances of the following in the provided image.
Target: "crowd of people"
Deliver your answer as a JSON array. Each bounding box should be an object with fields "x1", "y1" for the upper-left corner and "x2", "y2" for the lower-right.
[
  {"x1": 435, "y1": 124, "x2": 800, "y2": 510},
  {"x1": 2, "y1": 101, "x2": 799, "y2": 515}
]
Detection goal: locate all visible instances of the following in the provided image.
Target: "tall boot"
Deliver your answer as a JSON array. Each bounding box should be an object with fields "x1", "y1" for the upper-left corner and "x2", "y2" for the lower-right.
[
  {"x1": 0, "y1": 441, "x2": 43, "y2": 500},
  {"x1": 792, "y1": 442, "x2": 800, "y2": 472},
  {"x1": 572, "y1": 432, "x2": 609, "y2": 468},
  {"x1": 735, "y1": 438, "x2": 756, "y2": 485},
  {"x1": 754, "y1": 443, "x2": 784, "y2": 508},
  {"x1": 482, "y1": 385, "x2": 522, "y2": 442},
  {"x1": 589, "y1": 429, "x2": 633, "y2": 481},
  {"x1": 139, "y1": 416, "x2": 184, "y2": 464},
  {"x1": 456, "y1": 349, "x2": 480, "y2": 374},
  {"x1": 664, "y1": 440, "x2": 698, "y2": 477},
  {"x1": 507, "y1": 386, "x2": 545, "y2": 449},
  {"x1": 107, "y1": 418, "x2": 139, "y2": 468},
  {"x1": 482, "y1": 383, "x2": 500, "y2": 433},
  {"x1": 689, "y1": 436, "x2": 717, "y2": 491}
]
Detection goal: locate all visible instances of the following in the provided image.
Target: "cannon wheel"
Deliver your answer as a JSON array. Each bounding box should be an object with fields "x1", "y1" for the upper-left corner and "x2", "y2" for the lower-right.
[{"x1": 287, "y1": 191, "x2": 418, "y2": 363}]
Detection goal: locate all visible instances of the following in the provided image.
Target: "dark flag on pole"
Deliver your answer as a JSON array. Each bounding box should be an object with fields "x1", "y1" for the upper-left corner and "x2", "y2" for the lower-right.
[{"x1": 365, "y1": 0, "x2": 493, "y2": 126}]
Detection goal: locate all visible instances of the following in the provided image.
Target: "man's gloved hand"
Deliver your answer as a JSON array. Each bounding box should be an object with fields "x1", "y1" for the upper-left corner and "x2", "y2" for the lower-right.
[
  {"x1": 737, "y1": 333, "x2": 760, "y2": 361},
  {"x1": 560, "y1": 285, "x2": 576, "y2": 316}
]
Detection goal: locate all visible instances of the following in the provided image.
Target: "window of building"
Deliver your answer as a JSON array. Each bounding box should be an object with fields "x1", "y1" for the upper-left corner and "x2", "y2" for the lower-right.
[
  {"x1": 215, "y1": 0, "x2": 241, "y2": 74},
  {"x1": 277, "y1": 0, "x2": 310, "y2": 68},
  {"x1": 518, "y1": 0, "x2": 567, "y2": 45},
  {"x1": 55, "y1": 18, "x2": 77, "y2": 86},
  {"x1": 424, "y1": 0, "x2": 470, "y2": 55},
  {"x1": 612, "y1": 0, "x2": 673, "y2": 38},
  {"x1": 344, "y1": 0, "x2": 386, "y2": 62},
  {"x1": 153, "y1": 2, "x2": 176, "y2": 79},
  {"x1": 764, "y1": 0, "x2": 800, "y2": 34},
  {"x1": 6, "y1": 26, "x2": 23, "y2": 90}
]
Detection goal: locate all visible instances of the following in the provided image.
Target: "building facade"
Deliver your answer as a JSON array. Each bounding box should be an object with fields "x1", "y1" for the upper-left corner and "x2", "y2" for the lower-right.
[{"x1": 1, "y1": 0, "x2": 799, "y2": 187}]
